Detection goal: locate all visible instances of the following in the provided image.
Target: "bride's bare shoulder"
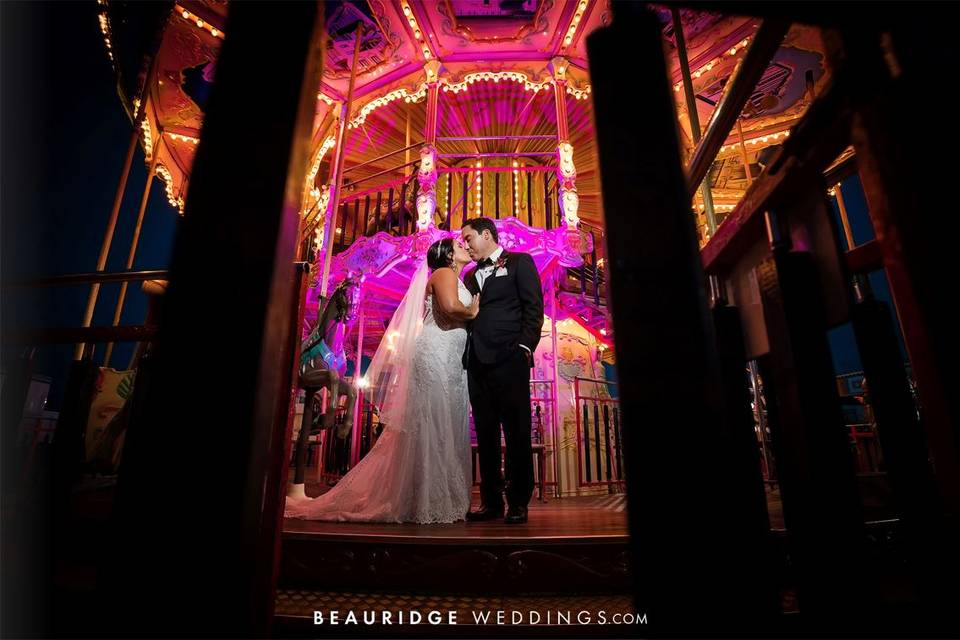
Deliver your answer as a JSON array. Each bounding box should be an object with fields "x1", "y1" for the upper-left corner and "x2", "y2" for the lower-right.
[{"x1": 428, "y1": 267, "x2": 456, "y2": 287}]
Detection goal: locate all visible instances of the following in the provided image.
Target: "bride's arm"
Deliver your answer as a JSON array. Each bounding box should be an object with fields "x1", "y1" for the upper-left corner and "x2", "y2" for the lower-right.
[{"x1": 430, "y1": 269, "x2": 479, "y2": 321}]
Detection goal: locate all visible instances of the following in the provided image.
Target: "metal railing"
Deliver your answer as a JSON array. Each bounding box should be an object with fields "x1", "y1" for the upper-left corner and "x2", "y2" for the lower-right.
[{"x1": 574, "y1": 376, "x2": 623, "y2": 491}]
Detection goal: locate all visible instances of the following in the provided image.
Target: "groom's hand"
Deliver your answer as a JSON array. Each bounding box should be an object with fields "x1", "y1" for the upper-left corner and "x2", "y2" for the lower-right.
[{"x1": 519, "y1": 344, "x2": 533, "y2": 367}]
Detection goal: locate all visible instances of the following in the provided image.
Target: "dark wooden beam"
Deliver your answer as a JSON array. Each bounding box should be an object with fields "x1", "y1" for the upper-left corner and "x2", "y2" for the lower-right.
[
  {"x1": 2, "y1": 324, "x2": 158, "y2": 345},
  {"x1": 588, "y1": 4, "x2": 775, "y2": 633},
  {"x1": 687, "y1": 17, "x2": 791, "y2": 194},
  {"x1": 104, "y1": 3, "x2": 325, "y2": 635},
  {"x1": 702, "y1": 70, "x2": 854, "y2": 273}
]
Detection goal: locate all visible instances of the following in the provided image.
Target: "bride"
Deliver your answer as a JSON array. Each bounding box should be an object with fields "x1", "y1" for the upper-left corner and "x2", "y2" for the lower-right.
[{"x1": 284, "y1": 238, "x2": 479, "y2": 523}]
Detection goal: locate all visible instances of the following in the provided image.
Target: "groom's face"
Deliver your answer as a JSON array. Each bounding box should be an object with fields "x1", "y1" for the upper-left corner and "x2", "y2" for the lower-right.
[{"x1": 462, "y1": 225, "x2": 493, "y2": 261}]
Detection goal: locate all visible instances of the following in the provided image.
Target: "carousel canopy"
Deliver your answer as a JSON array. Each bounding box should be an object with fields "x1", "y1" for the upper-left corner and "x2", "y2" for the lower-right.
[{"x1": 98, "y1": 1, "x2": 829, "y2": 231}]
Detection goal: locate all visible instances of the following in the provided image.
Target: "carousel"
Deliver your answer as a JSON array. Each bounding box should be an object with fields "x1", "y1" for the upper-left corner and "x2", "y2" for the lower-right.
[
  {"x1": 86, "y1": 0, "x2": 832, "y2": 631},
  {"x1": 111, "y1": 0, "x2": 827, "y2": 497}
]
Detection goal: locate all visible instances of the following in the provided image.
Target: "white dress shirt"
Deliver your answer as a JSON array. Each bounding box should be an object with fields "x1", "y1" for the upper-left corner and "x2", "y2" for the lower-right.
[{"x1": 475, "y1": 246, "x2": 504, "y2": 291}]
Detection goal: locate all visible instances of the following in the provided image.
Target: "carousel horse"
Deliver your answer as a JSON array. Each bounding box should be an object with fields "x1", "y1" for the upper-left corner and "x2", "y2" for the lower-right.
[{"x1": 292, "y1": 276, "x2": 360, "y2": 486}]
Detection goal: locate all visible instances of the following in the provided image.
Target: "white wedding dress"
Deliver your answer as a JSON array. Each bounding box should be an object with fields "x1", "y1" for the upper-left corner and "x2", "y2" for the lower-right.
[{"x1": 284, "y1": 276, "x2": 473, "y2": 524}]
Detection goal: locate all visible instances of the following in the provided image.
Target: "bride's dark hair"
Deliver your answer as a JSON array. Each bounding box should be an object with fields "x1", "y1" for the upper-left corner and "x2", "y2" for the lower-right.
[{"x1": 426, "y1": 238, "x2": 455, "y2": 271}]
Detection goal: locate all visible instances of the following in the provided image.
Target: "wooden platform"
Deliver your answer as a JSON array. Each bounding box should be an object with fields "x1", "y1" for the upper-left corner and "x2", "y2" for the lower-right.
[{"x1": 280, "y1": 495, "x2": 631, "y2": 594}]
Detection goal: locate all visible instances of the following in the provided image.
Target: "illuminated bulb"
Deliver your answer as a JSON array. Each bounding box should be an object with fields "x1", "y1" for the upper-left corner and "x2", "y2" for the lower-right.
[
  {"x1": 409, "y1": 18, "x2": 416, "y2": 27},
  {"x1": 564, "y1": 36, "x2": 572, "y2": 45},
  {"x1": 415, "y1": 30, "x2": 421, "y2": 39},
  {"x1": 182, "y1": 9, "x2": 189, "y2": 18},
  {"x1": 196, "y1": 19, "x2": 203, "y2": 27},
  {"x1": 211, "y1": 28, "x2": 218, "y2": 37},
  {"x1": 730, "y1": 47, "x2": 738, "y2": 55},
  {"x1": 403, "y1": 5, "x2": 411, "y2": 15}
]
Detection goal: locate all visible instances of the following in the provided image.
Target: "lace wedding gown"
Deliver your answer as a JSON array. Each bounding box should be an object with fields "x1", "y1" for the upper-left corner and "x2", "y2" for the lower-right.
[{"x1": 284, "y1": 279, "x2": 473, "y2": 523}]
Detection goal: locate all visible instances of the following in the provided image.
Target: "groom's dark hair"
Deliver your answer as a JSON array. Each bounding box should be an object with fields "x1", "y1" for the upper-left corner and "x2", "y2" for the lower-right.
[{"x1": 463, "y1": 217, "x2": 498, "y2": 244}]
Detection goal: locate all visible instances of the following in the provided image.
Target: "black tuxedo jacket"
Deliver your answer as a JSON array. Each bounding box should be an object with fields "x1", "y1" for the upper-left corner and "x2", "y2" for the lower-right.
[{"x1": 462, "y1": 250, "x2": 544, "y2": 368}]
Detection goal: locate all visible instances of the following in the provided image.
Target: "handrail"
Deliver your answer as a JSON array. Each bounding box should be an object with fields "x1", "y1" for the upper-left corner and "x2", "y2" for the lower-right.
[
  {"x1": 438, "y1": 152, "x2": 555, "y2": 159},
  {"x1": 342, "y1": 142, "x2": 423, "y2": 175},
  {"x1": 437, "y1": 135, "x2": 557, "y2": 142},
  {"x1": 3, "y1": 269, "x2": 170, "y2": 289},
  {"x1": 3, "y1": 324, "x2": 159, "y2": 345},
  {"x1": 686, "y1": 18, "x2": 791, "y2": 195},
  {"x1": 339, "y1": 173, "x2": 412, "y2": 205},
  {"x1": 342, "y1": 159, "x2": 419, "y2": 188},
  {"x1": 439, "y1": 165, "x2": 556, "y2": 173},
  {"x1": 574, "y1": 376, "x2": 618, "y2": 386}
]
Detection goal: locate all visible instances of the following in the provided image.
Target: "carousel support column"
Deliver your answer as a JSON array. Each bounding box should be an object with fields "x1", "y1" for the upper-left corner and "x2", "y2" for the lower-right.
[
  {"x1": 405, "y1": 106, "x2": 412, "y2": 174},
  {"x1": 421, "y1": 62, "x2": 442, "y2": 229},
  {"x1": 350, "y1": 290, "x2": 365, "y2": 467},
  {"x1": 75, "y1": 126, "x2": 139, "y2": 361},
  {"x1": 423, "y1": 60, "x2": 441, "y2": 145},
  {"x1": 320, "y1": 23, "x2": 363, "y2": 299},
  {"x1": 736, "y1": 118, "x2": 754, "y2": 185},
  {"x1": 104, "y1": 138, "x2": 161, "y2": 367},
  {"x1": 587, "y1": 5, "x2": 770, "y2": 633},
  {"x1": 416, "y1": 63, "x2": 441, "y2": 234},
  {"x1": 549, "y1": 274, "x2": 563, "y2": 498},
  {"x1": 672, "y1": 7, "x2": 717, "y2": 237},
  {"x1": 548, "y1": 57, "x2": 580, "y2": 231},
  {"x1": 416, "y1": 146, "x2": 438, "y2": 232},
  {"x1": 103, "y1": 3, "x2": 326, "y2": 636}
]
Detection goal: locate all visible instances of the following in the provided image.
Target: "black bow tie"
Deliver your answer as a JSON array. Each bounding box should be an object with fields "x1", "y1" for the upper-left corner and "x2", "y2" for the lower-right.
[{"x1": 477, "y1": 257, "x2": 494, "y2": 269}]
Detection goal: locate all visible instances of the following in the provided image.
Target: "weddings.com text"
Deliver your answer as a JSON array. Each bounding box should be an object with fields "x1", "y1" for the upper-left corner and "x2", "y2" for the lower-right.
[{"x1": 313, "y1": 610, "x2": 647, "y2": 626}]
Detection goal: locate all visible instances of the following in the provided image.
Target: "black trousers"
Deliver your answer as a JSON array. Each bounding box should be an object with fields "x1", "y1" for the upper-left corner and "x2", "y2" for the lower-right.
[{"x1": 467, "y1": 348, "x2": 534, "y2": 508}]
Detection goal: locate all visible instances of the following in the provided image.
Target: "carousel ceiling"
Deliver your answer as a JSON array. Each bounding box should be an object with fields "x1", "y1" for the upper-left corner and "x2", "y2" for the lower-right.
[{"x1": 101, "y1": 1, "x2": 829, "y2": 226}]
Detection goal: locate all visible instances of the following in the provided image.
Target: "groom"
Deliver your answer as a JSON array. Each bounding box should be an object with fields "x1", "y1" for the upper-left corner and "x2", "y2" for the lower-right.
[{"x1": 461, "y1": 217, "x2": 544, "y2": 524}]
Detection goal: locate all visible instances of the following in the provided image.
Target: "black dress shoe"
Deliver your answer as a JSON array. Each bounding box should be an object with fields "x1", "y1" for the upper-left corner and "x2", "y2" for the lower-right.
[
  {"x1": 504, "y1": 505, "x2": 528, "y2": 524},
  {"x1": 466, "y1": 505, "x2": 504, "y2": 522}
]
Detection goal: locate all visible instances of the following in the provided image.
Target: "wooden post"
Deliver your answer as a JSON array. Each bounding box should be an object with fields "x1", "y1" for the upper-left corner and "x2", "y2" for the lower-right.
[
  {"x1": 710, "y1": 286, "x2": 779, "y2": 621},
  {"x1": 845, "y1": 23, "x2": 960, "y2": 525},
  {"x1": 588, "y1": 5, "x2": 773, "y2": 632},
  {"x1": 756, "y1": 211, "x2": 875, "y2": 621},
  {"x1": 103, "y1": 3, "x2": 325, "y2": 635}
]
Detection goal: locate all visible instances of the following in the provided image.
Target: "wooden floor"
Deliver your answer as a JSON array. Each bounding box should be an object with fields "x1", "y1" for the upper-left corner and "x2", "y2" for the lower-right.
[
  {"x1": 282, "y1": 494, "x2": 629, "y2": 544},
  {"x1": 280, "y1": 492, "x2": 632, "y2": 594}
]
